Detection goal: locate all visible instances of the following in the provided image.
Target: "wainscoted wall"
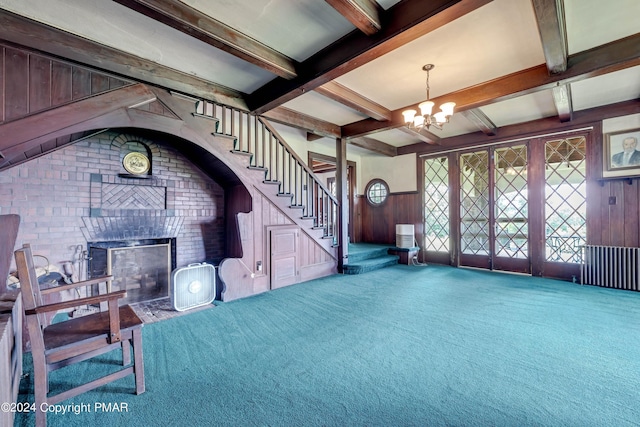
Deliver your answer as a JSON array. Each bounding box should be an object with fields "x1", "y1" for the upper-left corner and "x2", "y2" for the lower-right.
[
  {"x1": 0, "y1": 130, "x2": 225, "y2": 275},
  {"x1": 358, "y1": 192, "x2": 422, "y2": 247}
]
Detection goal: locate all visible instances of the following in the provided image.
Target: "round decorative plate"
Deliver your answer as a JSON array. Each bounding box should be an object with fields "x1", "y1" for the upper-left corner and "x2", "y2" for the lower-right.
[{"x1": 123, "y1": 152, "x2": 150, "y2": 175}]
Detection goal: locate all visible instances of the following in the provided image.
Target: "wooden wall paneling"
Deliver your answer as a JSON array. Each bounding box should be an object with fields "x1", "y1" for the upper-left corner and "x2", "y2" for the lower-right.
[
  {"x1": 449, "y1": 152, "x2": 461, "y2": 266},
  {"x1": 528, "y1": 138, "x2": 545, "y2": 276},
  {"x1": 416, "y1": 157, "x2": 426, "y2": 262},
  {"x1": 5, "y1": 48, "x2": 28, "y2": 122},
  {"x1": 352, "y1": 194, "x2": 362, "y2": 243},
  {"x1": 249, "y1": 191, "x2": 260, "y2": 276},
  {"x1": 109, "y1": 77, "x2": 126, "y2": 90},
  {"x1": 586, "y1": 122, "x2": 603, "y2": 246},
  {"x1": 51, "y1": 62, "x2": 72, "y2": 106},
  {"x1": 599, "y1": 183, "x2": 611, "y2": 245},
  {"x1": 28, "y1": 54, "x2": 51, "y2": 113},
  {"x1": 623, "y1": 180, "x2": 639, "y2": 247},
  {"x1": 91, "y1": 72, "x2": 110, "y2": 95},
  {"x1": 0, "y1": 46, "x2": 4, "y2": 123},
  {"x1": 224, "y1": 184, "x2": 251, "y2": 258},
  {"x1": 72, "y1": 67, "x2": 91, "y2": 99},
  {"x1": 609, "y1": 180, "x2": 625, "y2": 247}
]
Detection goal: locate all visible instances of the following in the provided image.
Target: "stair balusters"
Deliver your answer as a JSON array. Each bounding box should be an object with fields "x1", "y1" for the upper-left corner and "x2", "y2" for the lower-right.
[{"x1": 198, "y1": 101, "x2": 339, "y2": 243}]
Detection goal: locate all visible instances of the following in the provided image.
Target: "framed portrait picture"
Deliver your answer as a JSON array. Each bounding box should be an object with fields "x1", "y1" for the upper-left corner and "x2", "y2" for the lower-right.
[{"x1": 603, "y1": 128, "x2": 640, "y2": 178}]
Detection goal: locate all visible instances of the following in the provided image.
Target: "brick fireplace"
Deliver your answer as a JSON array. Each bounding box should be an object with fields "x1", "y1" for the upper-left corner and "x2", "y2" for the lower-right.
[{"x1": 0, "y1": 131, "x2": 227, "y2": 304}]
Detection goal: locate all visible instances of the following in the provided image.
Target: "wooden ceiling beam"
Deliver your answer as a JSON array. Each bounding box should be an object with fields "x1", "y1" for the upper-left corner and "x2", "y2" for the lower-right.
[
  {"x1": 552, "y1": 84, "x2": 573, "y2": 122},
  {"x1": 325, "y1": 0, "x2": 383, "y2": 36},
  {"x1": 342, "y1": 33, "x2": 640, "y2": 138},
  {"x1": 461, "y1": 109, "x2": 498, "y2": 136},
  {"x1": 349, "y1": 137, "x2": 397, "y2": 156},
  {"x1": 315, "y1": 81, "x2": 392, "y2": 121},
  {"x1": 113, "y1": 0, "x2": 297, "y2": 80},
  {"x1": 307, "y1": 133, "x2": 326, "y2": 142},
  {"x1": 0, "y1": 10, "x2": 248, "y2": 110},
  {"x1": 262, "y1": 107, "x2": 341, "y2": 139},
  {"x1": 531, "y1": 0, "x2": 568, "y2": 74},
  {"x1": 247, "y1": 0, "x2": 493, "y2": 114},
  {"x1": 397, "y1": 99, "x2": 640, "y2": 156}
]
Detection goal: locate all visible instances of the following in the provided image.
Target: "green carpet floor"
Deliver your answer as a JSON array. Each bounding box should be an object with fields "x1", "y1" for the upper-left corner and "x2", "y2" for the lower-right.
[{"x1": 14, "y1": 264, "x2": 640, "y2": 426}]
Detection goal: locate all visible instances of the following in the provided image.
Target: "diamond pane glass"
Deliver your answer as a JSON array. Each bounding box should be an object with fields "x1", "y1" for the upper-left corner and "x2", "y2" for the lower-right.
[
  {"x1": 460, "y1": 151, "x2": 490, "y2": 255},
  {"x1": 545, "y1": 137, "x2": 586, "y2": 262},
  {"x1": 494, "y1": 145, "x2": 528, "y2": 259},
  {"x1": 424, "y1": 157, "x2": 449, "y2": 252}
]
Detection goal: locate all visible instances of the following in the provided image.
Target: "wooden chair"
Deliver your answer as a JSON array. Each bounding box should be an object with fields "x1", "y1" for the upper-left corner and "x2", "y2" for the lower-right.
[
  {"x1": 0, "y1": 214, "x2": 20, "y2": 294},
  {"x1": 14, "y1": 244, "x2": 145, "y2": 427}
]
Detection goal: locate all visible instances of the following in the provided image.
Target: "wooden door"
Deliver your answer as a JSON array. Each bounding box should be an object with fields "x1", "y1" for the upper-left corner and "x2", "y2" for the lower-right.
[{"x1": 270, "y1": 226, "x2": 300, "y2": 289}]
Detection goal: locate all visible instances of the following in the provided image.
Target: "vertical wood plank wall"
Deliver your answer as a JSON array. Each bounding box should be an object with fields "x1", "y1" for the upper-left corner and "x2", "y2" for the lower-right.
[
  {"x1": 0, "y1": 43, "x2": 130, "y2": 125},
  {"x1": 588, "y1": 122, "x2": 640, "y2": 248},
  {"x1": 358, "y1": 192, "x2": 421, "y2": 246}
]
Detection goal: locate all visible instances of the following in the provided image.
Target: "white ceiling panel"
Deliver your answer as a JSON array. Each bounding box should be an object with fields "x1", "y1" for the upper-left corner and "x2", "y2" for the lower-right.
[
  {"x1": 0, "y1": 0, "x2": 276, "y2": 92},
  {"x1": 335, "y1": 0, "x2": 545, "y2": 111},
  {"x1": 571, "y1": 66, "x2": 640, "y2": 111},
  {"x1": 181, "y1": 0, "x2": 354, "y2": 61},
  {"x1": 478, "y1": 91, "x2": 558, "y2": 128},
  {"x1": 283, "y1": 91, "x2": 369, "y2": 126},
  {"x1": 565, "y1": 0, "x2": 640, "y2": 54}
]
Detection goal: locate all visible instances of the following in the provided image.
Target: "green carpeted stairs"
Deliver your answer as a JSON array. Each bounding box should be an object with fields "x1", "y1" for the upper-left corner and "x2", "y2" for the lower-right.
[{"x1": 342, "y1": 243, "x2": 398, "y2": 274}]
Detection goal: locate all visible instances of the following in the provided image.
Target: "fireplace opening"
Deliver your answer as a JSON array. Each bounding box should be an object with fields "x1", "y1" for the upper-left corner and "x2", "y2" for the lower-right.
[{"x1": 88, "y1": 238, "x2": 176, "y2": 305}]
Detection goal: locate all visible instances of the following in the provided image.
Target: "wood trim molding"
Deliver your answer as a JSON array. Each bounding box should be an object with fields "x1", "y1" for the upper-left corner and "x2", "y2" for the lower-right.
[
  {"x1": 349, "y1": 137, "x2": 397, "y2": 157},
  {"x1": 262, "y1": 107, "x2": 341, "y2": 139},
  {"x1": 531, "y1": 0, "x2": 567, "y2": 74},
  {"x1": 552, "y1": 84, "x2": 573, "y2": 122},
  {"x1": 315, "y1": 81, "x2": 391, "y2": 121},
  {"x1": 461, "y1": 109, "x2": 498, "y2": 136},
  {"x1": 324, "y1": 0, "x2": 383, "y2": 36}
]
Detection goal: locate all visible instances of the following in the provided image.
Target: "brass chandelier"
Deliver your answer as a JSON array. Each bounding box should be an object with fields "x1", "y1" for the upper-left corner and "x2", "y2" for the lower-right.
[{"x1": 402, "y1": 64, "x2": 455, "y2": 131}]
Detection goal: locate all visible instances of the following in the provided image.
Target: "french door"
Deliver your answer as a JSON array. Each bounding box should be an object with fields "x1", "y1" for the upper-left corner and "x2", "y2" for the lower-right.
[
  {"x1": 459, "y1": 144, "x2": 530, "y2": 273},
  {"x1": 423, "y1": 131, "x2": 588, "y2": 279}
]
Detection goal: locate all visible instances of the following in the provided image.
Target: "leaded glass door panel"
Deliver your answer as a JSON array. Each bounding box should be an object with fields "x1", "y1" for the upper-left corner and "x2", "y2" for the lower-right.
[
  {"x1": 460, "y1": 150, "x2": 491, "y2": 269},
  {"x1": 544, "y1": 136, "x2": 586, "y2": 263},
  {"x1": 459, "y1": 144, "x2": 530, "y2": 273},
  {"x1": 493, "y1": 145, "x2": 530, "y2": 273},
  {"x1": 424, "y1": 157, "x2": 450, "y2": 253}
]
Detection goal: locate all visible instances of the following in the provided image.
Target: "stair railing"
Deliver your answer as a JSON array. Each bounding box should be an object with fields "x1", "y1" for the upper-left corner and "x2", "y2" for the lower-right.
[{"x1": 195, "y1": 101, "x2": 339, "y2": 242}]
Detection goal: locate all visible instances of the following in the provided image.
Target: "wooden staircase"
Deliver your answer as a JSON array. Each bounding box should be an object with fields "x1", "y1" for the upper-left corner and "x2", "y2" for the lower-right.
[{"x1": 194, "y1": 100, "x2": 340, "y2": 257}]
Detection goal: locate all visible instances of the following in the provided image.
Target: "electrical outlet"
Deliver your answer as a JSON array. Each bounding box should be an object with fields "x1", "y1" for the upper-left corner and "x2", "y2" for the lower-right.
[
  {"x1": 256, "y1": 261, "x2": 262, "y2": 272},
  {"x1": 609, "y1": 196, "x2": 616, "y2": 205}
]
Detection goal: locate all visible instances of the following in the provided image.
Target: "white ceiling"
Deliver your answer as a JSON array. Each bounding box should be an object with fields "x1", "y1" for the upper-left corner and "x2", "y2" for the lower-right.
[{"x1": 0, "y1": 0, "x2": 638, "y2": 152}]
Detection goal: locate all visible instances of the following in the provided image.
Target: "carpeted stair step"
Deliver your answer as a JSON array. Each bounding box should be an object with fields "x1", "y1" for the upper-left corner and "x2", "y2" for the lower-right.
[
  {"x1": 347, "y1": 246, "x2": 392, "y2": 264},
  {"x1": 342, "y1": 254, "x2": 399, "y2": 275}
]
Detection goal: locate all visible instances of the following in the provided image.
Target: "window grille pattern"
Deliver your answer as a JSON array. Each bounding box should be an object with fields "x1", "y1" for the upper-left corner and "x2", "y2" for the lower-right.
[
  {"x1": 367, "y1": 181, "x2": 387, "y2": 205},
  {"x1": 460, "y1": 151, "x2": 490, "y2": 255},
  {"x1": 545, "y1": 137, "x2": 587, "y2": 262},
  {"x1": 494, "y1": 145, "x2": 528, "y2": 259},
  {"x1": 424, "y1": 157, "x2": 449, "y2": 252}
]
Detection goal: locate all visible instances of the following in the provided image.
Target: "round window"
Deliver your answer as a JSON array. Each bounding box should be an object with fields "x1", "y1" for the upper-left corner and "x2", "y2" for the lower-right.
[{"x1": 365, "y1": 179, "x2": 389, "y2": 206}]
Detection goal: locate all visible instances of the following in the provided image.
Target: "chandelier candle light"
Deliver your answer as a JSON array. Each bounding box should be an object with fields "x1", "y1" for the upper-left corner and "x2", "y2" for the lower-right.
[{"x1": 402, "y1": 64, "x2": 455, "y2": 131}]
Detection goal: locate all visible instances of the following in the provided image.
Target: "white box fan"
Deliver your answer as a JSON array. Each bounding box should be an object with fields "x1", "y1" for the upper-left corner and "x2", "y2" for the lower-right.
[
  {"x1": 396, "y1": 224, "x2": 415, "y2": 249},
  {"x1": 171, "y1": 263, "x2": 216, "y2": 311}
]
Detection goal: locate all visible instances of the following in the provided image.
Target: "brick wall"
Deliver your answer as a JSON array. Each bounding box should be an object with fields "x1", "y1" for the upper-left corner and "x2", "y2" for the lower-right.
[{"x1": 0, "y1": 131, "x2": 226, "y2": 276}]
